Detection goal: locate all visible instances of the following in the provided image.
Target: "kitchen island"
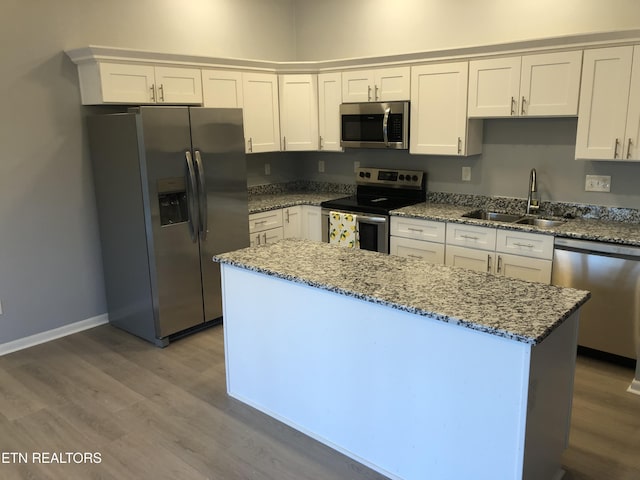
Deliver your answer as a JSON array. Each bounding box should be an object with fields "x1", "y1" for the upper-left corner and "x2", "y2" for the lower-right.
[{"x1": 214, "y1": 239, "x2": 590, "y2": 480}]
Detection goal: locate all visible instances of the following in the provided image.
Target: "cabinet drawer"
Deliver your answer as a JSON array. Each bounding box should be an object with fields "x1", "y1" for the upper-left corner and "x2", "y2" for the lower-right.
[
  {"x1": 249, "y1": 210, "x2": 283, "y2": 233},
  {"x1": 496, "y1": 230, "x2": 554, "y2": 260},
  {"x1": 445, "y1": 223, "x2": 496, "y2": 251},
  {"x1": 391, "y1": 217, "x2": 445, "y2": 243},
  {"x1": 390, "y1": 237, "x2": 445, "y2": 265}
]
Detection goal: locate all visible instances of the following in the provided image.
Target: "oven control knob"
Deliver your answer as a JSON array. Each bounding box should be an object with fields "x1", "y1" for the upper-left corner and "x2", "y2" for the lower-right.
[
  {"x1": 399, "y1": 174, "x2": 405, "y2": 180},
  {"x1": 359, "y1": 171, "x2": 365, "y2": 178},
  {"x1": 412, "y1": 175, "x2": 419, "y2": 182},
  {"x1": 365, "y1": 172, "x2": 371, "y2": 178}
]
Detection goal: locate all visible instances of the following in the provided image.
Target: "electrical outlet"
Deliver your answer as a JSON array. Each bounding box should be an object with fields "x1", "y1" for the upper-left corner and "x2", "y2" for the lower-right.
[
  {"x1": 264, "y1": 163, "x2": 271, "y2": 175},
  {"x1": 585, "y1": 175, "x2": 611, "y2": 192},
  {"x1": 318, "y1": 160, "x2": 325, "y2": 173},
  {"x1": 462, "y1": 166, "x2": 471, "y2": 182},
  {"x1": 354, "y1": 161, "x2": 360, "y2": 173}
]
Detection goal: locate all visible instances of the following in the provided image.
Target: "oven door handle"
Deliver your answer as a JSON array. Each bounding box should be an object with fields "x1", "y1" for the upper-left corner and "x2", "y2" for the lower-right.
[{"x1": 356, "y1": 214, "x2": 387, "y2": 224}]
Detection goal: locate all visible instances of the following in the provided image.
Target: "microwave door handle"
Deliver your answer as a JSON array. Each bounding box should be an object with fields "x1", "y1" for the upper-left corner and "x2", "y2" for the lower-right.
[
  {"x1": 356, "y1": 214, "x2": 387, "y2": 224},
  {"x1": 382, "y1": 107, "x2": 391, "y2": 147}
]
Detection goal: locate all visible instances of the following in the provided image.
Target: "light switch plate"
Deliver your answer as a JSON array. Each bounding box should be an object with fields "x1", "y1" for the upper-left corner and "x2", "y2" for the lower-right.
[
  {"x1": 318, "y1": 160, "x2": 325, "y2": 173},
  {"x1": 585, "y1": 175, "x2": 611, "y2": 192},
  {"x1": 354, "y1": 161, "x2": 360, "y2": 173},
  {"x1": 264, "y1": 163, "x2": 271, "y2": 175},
  {"x1": 462, "y1": 166, "x2": 471, "y2": 182}
]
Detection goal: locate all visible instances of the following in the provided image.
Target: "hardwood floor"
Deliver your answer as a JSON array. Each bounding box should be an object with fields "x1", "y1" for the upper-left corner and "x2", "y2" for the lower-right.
[{"x1": 0, "y1": 324, "x2": 638, "y2": 480}]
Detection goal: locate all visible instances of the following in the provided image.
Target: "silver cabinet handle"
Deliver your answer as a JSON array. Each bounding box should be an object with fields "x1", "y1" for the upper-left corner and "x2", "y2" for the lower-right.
[
  {"x1": 262, "y1": 232, "x2": 267, "y2": 244},
  {"x1": 256, "y1": 234, "x2": 261, "y2": 245},
  {"x1": 374, "y1": 84, "x2": 379, "y2": 101},
  {"x1": 614, "y1": 138, "x2": 620, "y2": 158},
  {"x1": 367, "y1": 85, "x2": 372, "y2": 102},
  {"x1": 487, "y1": 254, "x2": 492, "y2": 273},
  {"x1": 513, "y1": 242, "x2": 534, "y2": 248},
  {"x1": 407, "y1": 254, "x2": 422, "y2": 259},
  {"x1": 460, "y1": 234, "x2": 479, "y2": 240},
  {"x1": 194, "y1": 150, "x2": 207, "y2": 240},
  {"x1": 407, "y1": 227, "x2": 424, "y2": 233},
  {"x1": 158, "y1": 84, "x2": 165, "y2": 102},
  {"x1": 497, "y1": 255, "x2": 503, "y2": 274},
  {"x1": 254, "y1": 220, "x2": 267, "y2": 226},
  {"x1": 248, "y1": 137, "x2": 253, "y2": 153},
  {"x1": 510, "y1": 97, "x2": 516, "y2": 116},
  {"x1": 626, "y1": 138, "x2": 633, "y2": 159},
  {"x1": 457, "y1": 137, "x2": 462, "y2": 155},
  {"x1": 285, "y1": 209, "x2": 290, "y2": 223},
  {"x1": 521, "y1": 96, "x2": 526, "y2": 115},
  {"x1": 319, "y1": 135, "x2": 324, "y2": 150},
  {"x1": 150, "y1": 85, "x2": 156, "y2": 102},
  {"x1": 282, "y1": 136, "x2": 286, "y2": 151},
  {"x1": 382, "y1": 107, "x2": 391, "y2": 147},
  {"x1": 184, "y1": 151, "x2": 199, "y2": 243}
]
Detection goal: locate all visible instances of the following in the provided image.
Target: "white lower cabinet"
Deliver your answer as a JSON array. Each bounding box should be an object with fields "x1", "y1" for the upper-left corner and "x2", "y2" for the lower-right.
[
  {"x1": 302, "y1": 206, "x2": 323, "y2": 242},
  {"x1": 445, "y1": 223, "x2": 553, "y2": 283},
  {"x1": 249, "y1": 210, "x2": 284, "y2": 246},
  {"x1": 389, "y1": 217, "x2": 446, "y2": 264},
  {"x1": 282, "y1": 206, "x2": 303, "y2": 238}
]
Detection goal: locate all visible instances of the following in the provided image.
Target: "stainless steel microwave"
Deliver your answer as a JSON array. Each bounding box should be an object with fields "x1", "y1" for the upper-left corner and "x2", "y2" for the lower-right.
[{"x1": 340, "y1": 101, "x2": 409, "y2": 149}]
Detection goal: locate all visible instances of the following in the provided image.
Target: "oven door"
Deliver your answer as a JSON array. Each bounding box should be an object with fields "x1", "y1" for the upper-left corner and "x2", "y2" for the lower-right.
[{"x1": 321, "y1": 209, "x2": 389, "y2": 253}]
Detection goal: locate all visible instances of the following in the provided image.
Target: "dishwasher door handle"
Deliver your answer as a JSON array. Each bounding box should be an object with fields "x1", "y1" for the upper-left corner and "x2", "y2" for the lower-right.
[{"x1": 554, "y1": 237, "x2": 640, "y2": 258}]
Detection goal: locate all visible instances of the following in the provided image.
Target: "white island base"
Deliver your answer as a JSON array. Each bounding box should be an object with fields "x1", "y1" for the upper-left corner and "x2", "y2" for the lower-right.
[{"x1": 221, "y1": 265, "x2": 579, "y2": 480}]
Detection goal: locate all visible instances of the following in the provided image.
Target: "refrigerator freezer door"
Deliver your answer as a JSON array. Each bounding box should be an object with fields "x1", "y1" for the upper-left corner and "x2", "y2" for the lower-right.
[
  {"x1": 139, "y1": 107, "x2": 205, "y2": 337},
  {"x1": 190, "y1": 108, "x2": 249, "y2": 321}
]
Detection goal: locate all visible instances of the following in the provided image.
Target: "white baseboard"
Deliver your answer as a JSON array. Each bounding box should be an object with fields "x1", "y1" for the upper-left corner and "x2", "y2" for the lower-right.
[
  {"x1": 628, "y1": 379, "x2": 640, "y2": 396},
  {"x1": 0, "y1": 314, "x2": 109, "y2": 356}
]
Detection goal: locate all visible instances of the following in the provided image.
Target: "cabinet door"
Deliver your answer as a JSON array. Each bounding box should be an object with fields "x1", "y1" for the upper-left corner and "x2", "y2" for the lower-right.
[
  {"x1": 201, "y1": 69, "x2": 243, "y2": 108},
  {"x1": 445, "y1": 245, "x2": 492, "y2": 273},
  {"x1": 624, "y1": 46, "x2": 640, "y2": 161},
  {"x1": 374, "y1": 67, "x2": 411, "y2": 101},
  {"x1": 410, "y1": 62, "x2": 472, "y2": 155},
  {"x1": 520, "y1": 51, "x2": 582, "y2": 116},
  {"x1": 390, "y1": 237, "x2": 445, "y2": 264},
  {"x1": 318, "y1": 72, "x2": 343, "y2": 151},
  {"x1": 468, "y1": 57, "x2": 521, "y2": 117},
  {"x1": 99, "y1": 63, "x2": 156, "y2": 103},
  {"x1": 242, "y1": 72, "x2": 281, "y2": 153},
  {"x1": 154, "y1": 66, "x2": 203, "y2": 104},
  {"x1": 279, "y1": 75, "x2": 319, "y2": 151},
  {"x1": 342, "y1": 70, "x2": 375, "y2": 103},
  {"x1": 249, "y1": 210, "x2": 283, "y2": 233},
  {"x1": 283, "y1": 206, "x2": 303, "y2": 238},
  {"x1": 575, "y1": 46, "x2": 633, "y2": 160},
  {"x1": 497, "y1": 253, "x2": 552, "y2": 284},
  {"x1": 302, "y1": 206, "x2": 323, "y2": 241}
]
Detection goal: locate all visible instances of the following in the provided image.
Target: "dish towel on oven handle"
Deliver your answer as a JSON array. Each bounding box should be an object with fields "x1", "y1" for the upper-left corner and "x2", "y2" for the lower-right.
[{"x1": 329, "y1": 211, "x2": 360, "y2": 248}]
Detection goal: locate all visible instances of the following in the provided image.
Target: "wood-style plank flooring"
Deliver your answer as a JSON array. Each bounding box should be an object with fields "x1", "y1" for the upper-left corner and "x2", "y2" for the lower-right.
[{"x1": 0, "y1": 324, "x2": 638, "y2": 479}]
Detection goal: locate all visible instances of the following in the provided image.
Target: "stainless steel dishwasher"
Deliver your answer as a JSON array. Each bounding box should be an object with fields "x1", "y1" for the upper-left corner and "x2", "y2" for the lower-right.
[{"x1": 552, "y1": 237, "x2": 640, "y2": 361}]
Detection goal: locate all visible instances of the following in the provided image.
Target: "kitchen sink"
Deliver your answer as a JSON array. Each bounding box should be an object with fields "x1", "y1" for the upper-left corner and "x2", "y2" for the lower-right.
[
  {"x1": 462, "y1": 210, "x2": 567, "y2": 228},
  {"x1": 514, "y1": 217, "x2": 566, "y2": 228},
  {"x1": 462, "y1": 210, "x2": 523, "y2": 222}
]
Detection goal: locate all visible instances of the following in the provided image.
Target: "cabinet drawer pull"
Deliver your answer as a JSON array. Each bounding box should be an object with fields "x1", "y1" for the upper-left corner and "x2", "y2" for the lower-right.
[
  {"x1": 487, "y1": 254, "x2": 492, "y2": 273},
  {"x1": 614, "y1": 138, "x2": 620, "y2": 159},
  {"x1": 460, "y1": 234, "x2": 479, "y2": 240},
  {"x1": 521, "y1": 96, "x2": 526, "y2": 115},
  {"x1": 497, "y1": 255, "x2": 503, "y2": 274},
  {"x1": 254, "y1": 220, "x2": 267, "y2": 226},
  {"x1": 510, "y1": 97, "x2": 516, "y2": 116},
  {"x1": 513, "y1": 242, "x2": 534, "y2": 248},
  {"x1": 627, "y1": 138, "x2": 633, "y2": 159},
  {"x1": 407, "y1": 254, "x2": 422, "y2": 259},
  {"x1": 407, "y1": 227, "x2": 424, "y2": 233}
]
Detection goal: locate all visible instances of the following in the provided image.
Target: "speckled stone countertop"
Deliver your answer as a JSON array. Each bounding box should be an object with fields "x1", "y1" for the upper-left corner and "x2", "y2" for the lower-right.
[
  {"x1": 214, "y1": 239, "x2": 590, "y2": 345},
  {"x1": 248, "y1": 192, "x2": 345, "y2": 214},
  {"x1": 392, "y1": 202, "x2": 640, "y2": 247}
]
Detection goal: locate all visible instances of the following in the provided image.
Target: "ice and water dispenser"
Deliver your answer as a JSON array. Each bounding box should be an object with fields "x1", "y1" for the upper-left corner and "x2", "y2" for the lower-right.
[{"x1": 158, "y1": 177, "x2": 189, "y2": 226}]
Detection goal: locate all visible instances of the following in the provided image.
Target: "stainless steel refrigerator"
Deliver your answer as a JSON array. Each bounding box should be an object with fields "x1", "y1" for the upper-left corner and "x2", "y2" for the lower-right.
[{"x1": 88, "y1": 106, "x2": 249, "y2": 346}]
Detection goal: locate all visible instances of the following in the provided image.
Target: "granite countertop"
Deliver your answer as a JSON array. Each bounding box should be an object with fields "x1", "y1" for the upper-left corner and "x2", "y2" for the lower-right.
[
  {"x1": 214, "y1": 239, "x2": 590, "y2": 345},
  {"x1": 248, "y1": 192, "x2": 345, "y2": 214},
  {"x1": 392, "y1": 202, "x2": 640, "y2": 247}
]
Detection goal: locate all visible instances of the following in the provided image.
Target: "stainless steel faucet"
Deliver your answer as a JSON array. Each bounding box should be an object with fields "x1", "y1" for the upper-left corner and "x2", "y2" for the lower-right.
[{"x1": 526, "y1": 168, "x2": 540, "y2": 215}]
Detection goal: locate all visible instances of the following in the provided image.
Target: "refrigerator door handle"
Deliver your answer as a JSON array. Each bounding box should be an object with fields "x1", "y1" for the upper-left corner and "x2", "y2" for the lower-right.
[
  {"x1": 185, "y1": 150, "x2": 199, "y2": 243},
  {"x1": 194, "y1": 150, "x2": 208, "y2": 240}
]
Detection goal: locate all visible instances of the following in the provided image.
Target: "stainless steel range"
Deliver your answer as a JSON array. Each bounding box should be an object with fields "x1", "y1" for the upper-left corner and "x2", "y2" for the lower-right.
[{"x1": 320, "y1": 168, "x2": 426, "y2": 253}]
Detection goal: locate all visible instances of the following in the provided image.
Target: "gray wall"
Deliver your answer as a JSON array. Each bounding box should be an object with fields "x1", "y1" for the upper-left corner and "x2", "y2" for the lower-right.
[
  {"x1": 296, "y1": 118, "x2": 640, "y2": 208},
  {"x1": 0, "y1": 0, "x2": 296, "y2": 344}
]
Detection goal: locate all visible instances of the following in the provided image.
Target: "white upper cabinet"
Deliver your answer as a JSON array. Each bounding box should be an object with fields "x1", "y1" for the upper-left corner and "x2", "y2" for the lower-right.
[
  {"x1": 468, "y1": 51, "x2": 582, "y2": 118},
  {"x1": 242, "y1": 72, "x2": 281, "y2": 154},
  {"x1": 201, "y1": 69, "x2": 243, "y2": 108},
  {"x1": 342, "y1": 66, "x2": 410, "y2": 103},
  {"x1": 278, "y1": 74, "x2": 319, "y2": 151},
  {"x1": 576, "y1": 45, "x2": 640, "y2": 161},
  {"x1": 410, "y1": 62, "x2": 482, "y2": 156},
  {"x1": 318, "y1": 72, "x2": 343, "y2": 152},
  {"x1": 77, "y1": 62, "x2": 203, "y2": 105}
]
